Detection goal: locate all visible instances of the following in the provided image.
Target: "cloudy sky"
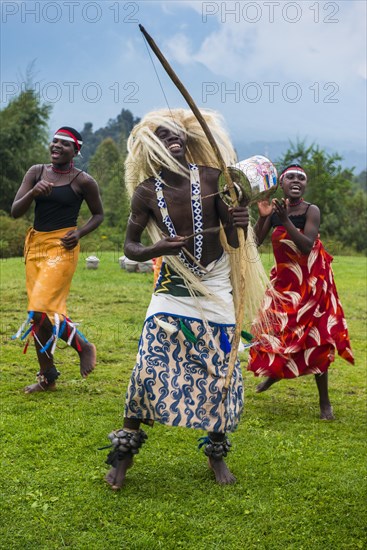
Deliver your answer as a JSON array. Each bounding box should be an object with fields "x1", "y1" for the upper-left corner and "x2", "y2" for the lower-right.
[{"x1": 2, "y1": 0, "x2": 366, "y2": 169}]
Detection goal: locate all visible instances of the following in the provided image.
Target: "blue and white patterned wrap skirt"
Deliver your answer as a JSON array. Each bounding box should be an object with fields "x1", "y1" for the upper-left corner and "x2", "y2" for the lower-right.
[{"x1": 124, "y1": 314, "x2": 244, "y2": 433}]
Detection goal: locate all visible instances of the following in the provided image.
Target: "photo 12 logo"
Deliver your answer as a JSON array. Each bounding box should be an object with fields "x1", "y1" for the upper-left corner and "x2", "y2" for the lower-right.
[
  {"x1": 202, "y1": 2, "x2": 340, "y2": 24},
  {"x1": 1, "y1": 1, "x2": 139, "y2": 24},
  {"x1": 202, "y1": 81, "x2": 340, "y2": 104},
  {"x1": 1, "y1": 81, "x2": 140, "y2": 105}
]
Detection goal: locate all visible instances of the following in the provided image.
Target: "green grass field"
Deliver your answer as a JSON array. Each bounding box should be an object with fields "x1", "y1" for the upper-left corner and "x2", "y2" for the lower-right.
[{"x1": 0, "y1": 252, "x2": 366, "y2": 549}]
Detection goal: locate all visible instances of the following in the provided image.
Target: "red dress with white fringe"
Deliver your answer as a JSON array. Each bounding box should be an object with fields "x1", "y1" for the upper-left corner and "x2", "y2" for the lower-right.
[{"x1": 248, "y1": 222, "x2": 354, "y2": 378}]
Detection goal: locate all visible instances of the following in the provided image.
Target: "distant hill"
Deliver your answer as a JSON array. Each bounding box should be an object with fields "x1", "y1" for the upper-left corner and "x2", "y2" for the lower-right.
[
  {"x1": 74, "y1": 109, "x2": 366, "y2": 176},
  {"x1": 75, "y1": 109, "x2": 140, "y2": 170}
]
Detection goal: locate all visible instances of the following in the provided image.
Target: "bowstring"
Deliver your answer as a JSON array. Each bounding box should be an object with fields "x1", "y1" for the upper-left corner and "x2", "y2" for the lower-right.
[{"x1": 141, "y1": 33, "x2": 181, "y2": 134}]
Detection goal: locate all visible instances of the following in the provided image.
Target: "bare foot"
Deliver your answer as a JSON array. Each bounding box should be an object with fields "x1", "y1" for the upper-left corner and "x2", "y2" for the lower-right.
[
  {"x1": 105, "y1": 456, "x2": 133, "y2": 490},
  {"x1": 320, "y1": 404, "x2": 335, "y2": 420},
  {"x1": 256, "y1": 377, "x2": 279, "y2": 393},
  {"x1": 208, "y1": 457, "x2": 236, "y2": 485},
  {"x1": 24, "y1": 381, "x2": 56, "y2": 394},
  {"x1": 79, "y1": 342, "x2": 96, "y2": 378}
]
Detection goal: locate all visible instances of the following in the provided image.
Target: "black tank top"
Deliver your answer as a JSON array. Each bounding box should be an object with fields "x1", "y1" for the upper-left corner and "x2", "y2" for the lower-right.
[
  {"x1": 33, "y1": 165, "x2": 84, "y2": 231},
  {"x1": 271, "y1": 204, "x2": 312, "y2": 230}
]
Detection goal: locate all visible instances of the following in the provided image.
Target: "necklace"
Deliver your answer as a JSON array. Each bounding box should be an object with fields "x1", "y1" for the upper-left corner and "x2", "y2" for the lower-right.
[
  {"x1": 288, "y1": 198, "x2": 304, "y2": 207},
  {"x1": 155, "y1": 164, "x2": 205, "y2": 277},
  {"x1": 51, "y1": 162, "x2": 74, "y2": 174}
]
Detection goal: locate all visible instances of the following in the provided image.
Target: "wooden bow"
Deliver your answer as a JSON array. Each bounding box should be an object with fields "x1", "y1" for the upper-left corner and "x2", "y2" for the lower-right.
[{"x1": 139, "y1": 25, "x2": 246, "y2": 400}]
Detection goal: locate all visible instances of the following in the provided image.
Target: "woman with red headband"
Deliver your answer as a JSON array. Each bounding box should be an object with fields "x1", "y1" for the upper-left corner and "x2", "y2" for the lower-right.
[
  {"x1": 11, "y1": 126, "x2": 104, "y2": 393},
  {"x1": 247, "y1": 164, "x2": 354, "y2": 420}
]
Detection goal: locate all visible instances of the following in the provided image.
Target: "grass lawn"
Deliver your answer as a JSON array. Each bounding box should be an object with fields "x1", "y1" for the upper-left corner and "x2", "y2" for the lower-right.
[{"x1": 0, "y1": 251, "x2": 366, "y2": 549}]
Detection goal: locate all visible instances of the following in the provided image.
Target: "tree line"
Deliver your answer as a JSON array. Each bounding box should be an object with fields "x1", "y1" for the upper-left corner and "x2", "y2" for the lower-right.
[{"x1": 0, "y1": 89, "x2": 366, "y2": 257}]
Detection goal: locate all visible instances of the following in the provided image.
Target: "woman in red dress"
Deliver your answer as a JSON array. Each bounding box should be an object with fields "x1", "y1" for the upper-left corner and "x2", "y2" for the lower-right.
[{"x1": 247, "y1": 164, "x2": 354, "y2": 419}]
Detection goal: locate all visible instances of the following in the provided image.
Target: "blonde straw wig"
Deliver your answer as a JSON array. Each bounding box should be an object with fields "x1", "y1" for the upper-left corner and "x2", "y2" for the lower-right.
[{"x1": 125, "y1": 108, "x2": 237, "y2": 196}]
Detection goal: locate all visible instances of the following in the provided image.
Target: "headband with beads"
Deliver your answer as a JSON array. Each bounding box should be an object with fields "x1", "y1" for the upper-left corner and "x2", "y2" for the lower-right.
[
  {"x1": 279, "y1": 166, "x2": 306, "y2": 182},
  {"x1": 54, "y1": 128, "x2": 83, "y2": 151}
]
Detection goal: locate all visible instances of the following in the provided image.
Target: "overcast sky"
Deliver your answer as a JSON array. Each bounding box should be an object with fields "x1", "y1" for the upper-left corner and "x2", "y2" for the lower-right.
[{"x1": 1, "y1": 0, "x2": 366, "y2": 168}]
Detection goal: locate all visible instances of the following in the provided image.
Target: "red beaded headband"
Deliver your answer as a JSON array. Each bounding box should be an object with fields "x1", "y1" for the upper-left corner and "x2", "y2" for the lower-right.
[
  {"x1": 279, "y1": 167, "x2": 306, "y2": 181},
  {"x1": 54, "y1": 129, "x2": 83, "y2": 151}
]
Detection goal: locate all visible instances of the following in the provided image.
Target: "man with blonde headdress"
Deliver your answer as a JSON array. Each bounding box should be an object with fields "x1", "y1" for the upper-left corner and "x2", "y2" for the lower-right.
[{"x1": 104, "y1": 108, "x2": 251, "y2": 488}]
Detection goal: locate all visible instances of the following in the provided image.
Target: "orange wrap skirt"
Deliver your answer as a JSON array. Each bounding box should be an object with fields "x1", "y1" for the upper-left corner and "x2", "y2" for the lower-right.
[{"x1": 24, "y1": 227, "x2": 79, "y2": 322}]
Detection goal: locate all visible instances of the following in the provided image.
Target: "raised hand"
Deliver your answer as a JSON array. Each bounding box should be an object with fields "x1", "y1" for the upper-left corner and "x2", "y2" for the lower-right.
[
  {"x1": 257, "y1": 199, "x2": 274, "y2": 218},
  {"x1": 31, "y1": 179, "x2": 54, "y2": 197},
  {"x1": 272, "y1": 198, "x2": 289, "y2": 223}
]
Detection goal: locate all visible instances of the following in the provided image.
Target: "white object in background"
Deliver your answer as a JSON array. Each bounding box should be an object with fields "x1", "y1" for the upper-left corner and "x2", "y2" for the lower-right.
[
  {"x1": 138, "y1": 259, "x2": 154, "y2": 273},
  {"x1": 124, "y1": 258, "x2": 139, "y2": 272},
  {"x1": 119, "y1": 255, "x2": 126, "y2": 269},
  {"x1": 86, "y1": 256, "x2": 100, "y2": 270}
]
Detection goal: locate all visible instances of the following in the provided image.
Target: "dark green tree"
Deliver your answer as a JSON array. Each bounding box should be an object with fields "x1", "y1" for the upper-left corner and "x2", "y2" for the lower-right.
[
  {"x1": 79, "y1": 109, "x2": 139, "y2": 167},
  {"x1": 353, "y1": 170, "x2": 366, "y2": 193},
  {"x1": 0, "y1": 89, "x2": 51, "y2": 213},
  {"x1": 88, "y1": 138, "x2": 130, "y2": 234},
  {"x1": 340, "y1": 190, "x2": 367, "y2": 252},
  {"x1": 277, "y1": 140, "x2": 365, "y2": 251}
]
